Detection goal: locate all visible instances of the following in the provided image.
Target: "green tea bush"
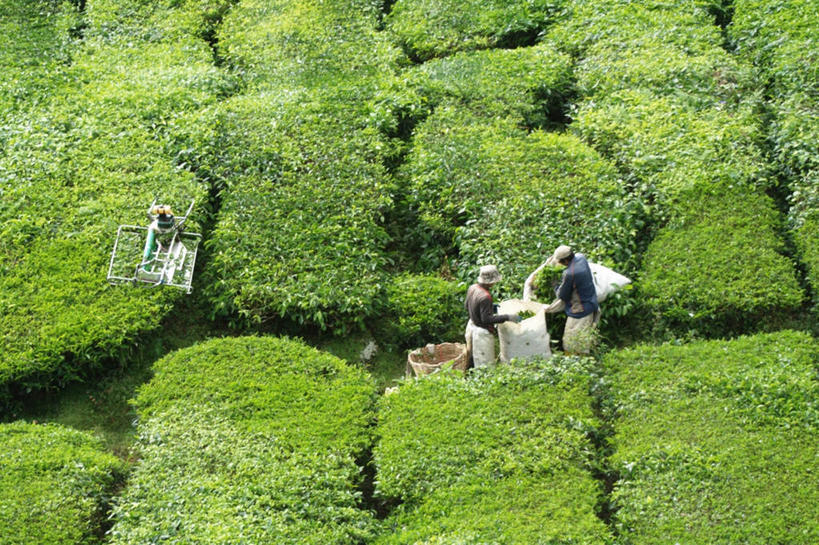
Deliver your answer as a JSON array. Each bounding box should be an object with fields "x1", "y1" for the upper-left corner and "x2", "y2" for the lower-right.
[
  {"x1": 550, "y1": 0, "x2": 721, "y2": 58},
  {"x1": 639, "y1": 190, "x2": 803, "y2": 334},
  {"x1": 400, "y1": 105, "x2": 635, "y2": 292},
  {"x1": 413, "y1": 43, "x2": 574, "y2": 128},
  {"x1": 385, "y1": 0, "x2": 565, "y2": 62},
  {"x1": 454, "y1": 130, "x2": 634, "y2": 297},
  {"x1": 0, "y1": 1, "x2": 232, "y2": 399},
  {"x1": 375, "y1": 273, "x2": 465, "y2": 349},
  {"x1": 575, "y1": 39, "x2": 752, "y2": 108},
  {"x1": 196, "y1": 0, "x2": 406, "y2": 332},
  {"x1": 219, "y1": 0, "x2": 399, "y2": 91},
  {"x1": 0, "y1": 421, "x2": 125, "y2": 545},
  {"x1": 730, "y1": 0, "x2": 819, "y2": 304},
  {"x1": 199, "y1": 92, "x2": 394, "y2": 330},
  {"x1": 374, "y1": 357, "x2": 610, "y2": 543},
  {"x1": 375, "y1": 473, "x2": 608, "y2": 545},
  {"x1": 546, "y1": 1, "x2": 804, "y2": 333},
  {"x1": 551, "y1": 1, "x2": 751, "y2": 106},
  {"x1": 400, "y1": 108, "x2": 524, "y2": 246},
  {"x1": 604, "y1": 331, "x2": 819, "y2": 543},
  {"x1": 110, "y1": 336, "x2": 377, "y2": 544},
  {"x1": 574, "y1": 90, "x2": 771, "y2": 208},
  {"x1": 730, "y1": 0, "x2": 817, "y2": 95},
  {"x1": 0, "y1": 0, "x2": 78, "y2": 118}
]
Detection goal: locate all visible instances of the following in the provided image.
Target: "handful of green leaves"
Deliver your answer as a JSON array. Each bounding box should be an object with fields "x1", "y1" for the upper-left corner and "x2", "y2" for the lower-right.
[
  {"x1": 518, "y1": 310, "x2": 536, "y2": 320},
  {"x1": 531, "y1": 264, "x2": 565, "y2": 301}
]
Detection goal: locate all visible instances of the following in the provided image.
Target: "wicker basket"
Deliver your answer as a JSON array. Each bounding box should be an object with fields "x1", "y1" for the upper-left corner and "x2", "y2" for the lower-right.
[{"x1": 407, "y1": 342, "x2": 468, "y2": 377}]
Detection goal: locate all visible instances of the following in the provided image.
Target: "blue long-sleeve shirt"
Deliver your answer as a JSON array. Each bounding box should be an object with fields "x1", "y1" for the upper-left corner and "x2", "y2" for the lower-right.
[{"x1": 556, "y1": 254, "x2": 599, "y2": 318}]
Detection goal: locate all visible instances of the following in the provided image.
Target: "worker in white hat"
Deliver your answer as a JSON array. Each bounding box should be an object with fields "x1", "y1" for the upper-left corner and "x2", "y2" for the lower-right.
[{"x1": 464, "y1": 265, "x2": 521, "y2": 368}]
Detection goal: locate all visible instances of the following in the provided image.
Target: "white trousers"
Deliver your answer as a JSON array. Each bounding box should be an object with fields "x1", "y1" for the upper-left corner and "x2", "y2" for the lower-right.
[{"x1": 465, "y1": 320, "x2": 496, "y2": 368}]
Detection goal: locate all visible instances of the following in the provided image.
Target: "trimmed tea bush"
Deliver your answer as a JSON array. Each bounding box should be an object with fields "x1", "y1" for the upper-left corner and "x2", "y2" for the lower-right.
[
  {"x1": 730, "y1": 0, "x2": 819, "y2": 304},
  {"x1": 0, "y1": 0, "x2": 232, "y2": 399},
  {"x1": 385, "y1": 0, "x2": 565, "y2": 62},
  {"x1": 0, "y1": 421, "x2": 125, "y2": 545},
  {"x1": 547, "y1": 1, "x2": 803, "y2": 332},
  {"x1": 453, "y1": 130, "x2": 634, "y2": 296},
  {"x1": 400, "y1": 106, "x2": 634, "y2": 295},
  {"x1": 413, "y1": 43, "x2": 574, "y2": 128},
  {"x1": 219, "y1": 0, "x2": 400, "y2": 91},
  {"x1": 573, "y1": 88, "x2": 771, "y2": 210},
  {"x1": 374, "y1": 357, "x2": 611, "y2": 543},
  {"x1": 639, "y1": 190, "x2": 803, "y2": 333},
  {"x1": 550, "y1": 0, "x2": 722, "y2": 58},
  {"x1": 0, "y1": 0, "x2": 78, "y2": 118},
  {"x1": 604, "y1": 331, "x2": 819, "y2": 543},
  {"x1": 376, "y1": 273, "x2": 465, "y2": 349},
  {"x1": 199, "y1": 92, "x2": 394, "y2": 330},
  {"x1": 110, "y1": 336, "x2": 377, "y2": 544},
  {"x1": 198, "y1": 0, "x2": 405, "y2": 331}
]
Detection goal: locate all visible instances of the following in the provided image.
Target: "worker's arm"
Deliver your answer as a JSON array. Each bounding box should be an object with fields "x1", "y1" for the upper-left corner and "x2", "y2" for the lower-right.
[
  {"x1": 556, "y1": 268, "x2": 573, "y2": 304},
  {"x1": 478, "y1": 297, "x2": 515, "y2": 325}
]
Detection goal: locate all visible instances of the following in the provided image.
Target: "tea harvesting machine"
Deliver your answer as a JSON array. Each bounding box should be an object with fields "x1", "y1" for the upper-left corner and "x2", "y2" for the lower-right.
[{"x1": 107, "y1": 200, "x2": 201, "y2": 293}]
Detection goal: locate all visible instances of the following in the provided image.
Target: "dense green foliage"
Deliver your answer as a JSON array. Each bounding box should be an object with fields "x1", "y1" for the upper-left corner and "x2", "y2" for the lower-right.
[
  {"x1": 638, "y1": 190, "x2": 803, "y2": 331},
  {"x1": 5, "y1": 0, "x2": 819, "y2": 542},
  {"x1": 0, "y1": 0, "x2": 78, "y2": 118},
  {"x1": 376, "y1": 273, "x2": 465, "y2": 349},
  {"x1": 386, "y1": 0, "x2": 564, "y2": 61},
  {"x1": 374, "y1": 358, "x2": 611, "y2": 543},
  {"x1": 196, "y1": 0, "x2": 404, "y2": 331},
  {"x1": 0, "y1": 422, "x2": 125, "y2": 545},
  {"x1": 391, "y1": 42, "x2": 635, "y2": 296},
  {"x1": 110, "y1": 336, "x2": 377, "y2": 543},
  {"x1": 546, "y1": 0, "x2": 803, "y2": 333},
  {"x1": 0, "y1": 0, "x2": 231, "y2": 399},
  {"x1": 604, "y1": 331, "x2": 819, "y2": 543},
  {"x1": 730, "y1": 0, "x2": 819, "y2": 304}
]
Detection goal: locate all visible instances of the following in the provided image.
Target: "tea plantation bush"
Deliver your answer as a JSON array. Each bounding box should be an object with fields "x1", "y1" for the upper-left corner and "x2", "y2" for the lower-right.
[
  {"x1": 397, "y1": 46, "x2": 634, "y2": 294},
  {"x1": 0, "y1": 421, "x2": 125, "y2": 545},
  {"x1": 375, "y1": 273, "x2": 465, "y2": 349},
  {"x1": 638, "y1": 190, "x2": 803, "y2": 332},
  {"x1": 196, "y1": 0, "x2": 406, "y2": 331},
  {"x1": 0, "y1": 0, "x2": 233, "y2": 400},
  {"x1": 219, "y1": 0, "x2": 399, "y2": 90},
  {"x1": 110, "y1": 336, "x2": 377, "y2": 544},
  {"x1": 603, "y1": 331, "x2": 819, "y2": 543},
  {"x1": 455, "y1": 130, "x2": 634, "y2": 294},
  {"x1": 411, "y1": 43, "x2": 574, "y2": 128},
  {"x1": 574, "y1": 91, "x2": 771, "y2": 206},
  {"x1": 0, "y1": 0, "x2": 78, "y2": 118},
  {"x1": 546, "y1": 0, "x2": 802, "y2": 333},
  {"x1": 374, "y1": 358, "x2": 611, "y2": 543},
  {"x1": 730, "y1": 0, "x2": 819, "y2": 304},
  {"x1": 385, "y1": 0, "x2": 565, "y2": 62}
]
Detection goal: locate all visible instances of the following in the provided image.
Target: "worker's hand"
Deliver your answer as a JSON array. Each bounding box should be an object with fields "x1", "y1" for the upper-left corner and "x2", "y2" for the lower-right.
[{"x1": 510, "y1": 314, "x2": 522, "y2": 323}]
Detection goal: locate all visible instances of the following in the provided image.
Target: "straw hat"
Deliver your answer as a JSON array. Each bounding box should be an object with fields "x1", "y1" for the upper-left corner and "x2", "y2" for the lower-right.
[{"x1": 476, "y1": 265, "x2": 501, "y2": 284}]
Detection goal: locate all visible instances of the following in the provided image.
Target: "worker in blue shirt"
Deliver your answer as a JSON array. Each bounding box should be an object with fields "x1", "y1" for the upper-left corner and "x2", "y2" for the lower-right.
[{"x1": 546, "y1": 245, "x2": 600, "y2": 354}]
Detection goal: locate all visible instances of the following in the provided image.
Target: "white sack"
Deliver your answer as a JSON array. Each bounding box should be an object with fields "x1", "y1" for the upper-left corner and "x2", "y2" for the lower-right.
[
  {"x1": 497, "y1": 299, "x2": 551, "y2": 363},
  {"x1": 523, "y1": 261, "x2": 631, "y2": 303},
  {"x1": 589, "y1": 262, "x2": 631, "y2": 302},
  {"x1": 465, "y1": 320, "x2": 496, "y2": 368}
]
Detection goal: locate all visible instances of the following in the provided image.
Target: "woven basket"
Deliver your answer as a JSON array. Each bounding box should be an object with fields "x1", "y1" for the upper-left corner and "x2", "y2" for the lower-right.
[{"x1": 407, "y1": 342, "x2": 468, "y2": 377}]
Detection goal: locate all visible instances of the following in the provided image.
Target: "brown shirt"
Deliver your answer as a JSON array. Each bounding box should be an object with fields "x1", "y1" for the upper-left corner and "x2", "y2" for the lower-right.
[{"x1": 465, "y1": 283, "x2": 512, "y2": 334}]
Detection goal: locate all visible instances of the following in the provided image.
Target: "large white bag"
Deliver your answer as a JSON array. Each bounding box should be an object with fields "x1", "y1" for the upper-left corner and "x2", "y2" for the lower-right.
[
  {"x1": 523, "y1": 261, "x2": 631, "y2": 303},
  {"x1": 589, "y1": 262, "x2": 631, "y2": 302},
  {"x1": 497, "y1": 299, "x2": 551, "y2": 363}
]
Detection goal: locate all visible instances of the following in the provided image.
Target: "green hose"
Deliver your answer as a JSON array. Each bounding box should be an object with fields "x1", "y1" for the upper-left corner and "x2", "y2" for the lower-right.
[{"x1": 141, "y1": 229, "x2": 157, "y2": 271}]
